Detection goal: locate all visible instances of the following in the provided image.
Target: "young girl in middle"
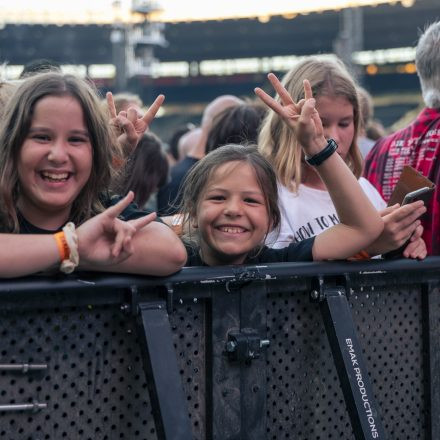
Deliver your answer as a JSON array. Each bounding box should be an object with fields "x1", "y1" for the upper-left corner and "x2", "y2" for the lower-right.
[{"x1": 180, "y1": 76, "x2": 384, "y2": 266}]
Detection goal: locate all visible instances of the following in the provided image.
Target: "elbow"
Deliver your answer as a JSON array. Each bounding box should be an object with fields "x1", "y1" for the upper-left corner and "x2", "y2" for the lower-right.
[
  {"x1": 172, "y1": 240, "x2": 188, "y2": 271},
  {"x1": 159, "y1": 238, "x2": 187, "y2": 276}
]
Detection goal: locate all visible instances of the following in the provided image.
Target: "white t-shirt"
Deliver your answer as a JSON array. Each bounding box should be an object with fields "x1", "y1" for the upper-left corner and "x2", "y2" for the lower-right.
[{"x1": 266, "y1": 177, "x2": 386, "y2": 249}]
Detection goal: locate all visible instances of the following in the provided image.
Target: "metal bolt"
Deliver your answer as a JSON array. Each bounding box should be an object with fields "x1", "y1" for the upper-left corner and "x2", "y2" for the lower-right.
[
  {"x1": 226, "y1": 341, "x2": 237, "y2": 353},
  {"x1": 193, "y1": 298, "x2": 198, "y2": 303},
  {"x1": 260, "y1": 339, "x2": 270, "y2": 348},
  {"x1": 310, "y1": 290, "x2": 319, "y2": 300},
  {"x1": 120, "y1": 304, "x2": 130, "y2": 314}
]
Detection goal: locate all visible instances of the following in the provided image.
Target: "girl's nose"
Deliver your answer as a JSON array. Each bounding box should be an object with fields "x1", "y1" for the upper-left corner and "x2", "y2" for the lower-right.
[
  {"x1": 48, "y1": 139, "x2": 68, "y2": 163},
  {"x1": 324, "y1": 126, "x2": 339, "y2": 144},
  {"x1": 224, "y1": 198, "x2": 242, "y2": 216}
]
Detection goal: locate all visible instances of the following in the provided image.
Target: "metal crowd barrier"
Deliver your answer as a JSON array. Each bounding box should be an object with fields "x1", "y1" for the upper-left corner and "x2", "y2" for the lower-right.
[{"x1": 0, "y1": 257, "x2": 439, "y2": 439}]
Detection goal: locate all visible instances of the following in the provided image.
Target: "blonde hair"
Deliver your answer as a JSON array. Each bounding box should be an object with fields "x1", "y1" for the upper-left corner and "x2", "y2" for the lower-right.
[{"x1": 258, "y1": 57, "x2": 363, "y2": 191}]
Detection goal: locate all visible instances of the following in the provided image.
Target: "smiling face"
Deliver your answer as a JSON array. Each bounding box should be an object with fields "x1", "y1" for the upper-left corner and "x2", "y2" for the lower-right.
[
  {"x1": 195, "y1": 161, "x2": 271, "y2": 266},
  {"x1": 17, "y1": 95, "x2": 93, "y2": 229},
  {"x1": 315, "y1": 94, "x2": 355, "y2": 161}
]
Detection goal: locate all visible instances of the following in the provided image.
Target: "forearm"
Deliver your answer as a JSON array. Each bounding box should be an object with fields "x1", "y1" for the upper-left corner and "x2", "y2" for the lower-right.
[
  {"x1": 313, "y1": 153, "x2": 384, "y2": 260},
  {"x1": 0, "y1": 234, "x2": 60, "y2": 278},
  {"x1": 318, "y1": 153, "x2": 383, "y2": 237},
  {"x1": 82, "y1": 222, "x2": 187, "y2": 276}
]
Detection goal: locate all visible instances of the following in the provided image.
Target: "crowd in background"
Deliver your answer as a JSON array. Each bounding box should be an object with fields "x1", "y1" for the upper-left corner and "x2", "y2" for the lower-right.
[{"x1": 0, "y1": 19, "x2": 438, "y2": 278}]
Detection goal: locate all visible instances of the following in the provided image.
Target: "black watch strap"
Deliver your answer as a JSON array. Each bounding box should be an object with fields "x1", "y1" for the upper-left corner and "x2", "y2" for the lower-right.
[{"x1": 305, "y1": 139, "x2": 338, "y2": 166}]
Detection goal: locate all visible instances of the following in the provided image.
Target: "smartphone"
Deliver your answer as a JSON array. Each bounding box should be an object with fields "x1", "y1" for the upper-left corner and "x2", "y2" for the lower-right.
[{"x1": 402, "y1": 186, "x2": 434, "y2": 206}]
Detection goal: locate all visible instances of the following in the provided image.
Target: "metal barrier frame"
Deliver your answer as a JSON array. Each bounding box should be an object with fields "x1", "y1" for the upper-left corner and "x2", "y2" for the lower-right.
[{"x1": 0, "y1": 257, "x2": 439, "y2": 439}]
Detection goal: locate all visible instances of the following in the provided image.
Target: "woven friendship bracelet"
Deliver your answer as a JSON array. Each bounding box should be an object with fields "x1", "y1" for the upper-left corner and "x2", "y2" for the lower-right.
[{"x1": 59, "y1": 222, "x2": 79, "y2": 274}]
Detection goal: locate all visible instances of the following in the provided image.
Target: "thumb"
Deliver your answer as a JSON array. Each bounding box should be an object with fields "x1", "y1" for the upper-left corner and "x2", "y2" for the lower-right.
[{"x1": 299, "y1": 98, "x2": 316, "y2": 122}]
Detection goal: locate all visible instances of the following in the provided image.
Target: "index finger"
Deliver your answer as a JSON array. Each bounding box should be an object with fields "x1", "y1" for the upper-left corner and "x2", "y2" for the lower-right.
[
  {"x1": 104, "y1": 191, "x2": 135, "y2": 219},
  {"x1": 142, "y1": 94, "x2": 165, "y2": 125},
  {"x1": 254, "y1": 87, "x2": 286, "y2": 115},
  {"x1": 106, "y1": 92, "x2": 117, "y2": 119},
  {"x1": 267, "y1": 73, "x2": 296, "y2": 108}
]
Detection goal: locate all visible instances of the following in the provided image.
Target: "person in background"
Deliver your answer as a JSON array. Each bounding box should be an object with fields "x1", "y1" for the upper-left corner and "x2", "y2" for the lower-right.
[
  {"x1": 364, "y1": 21, "x2": 440, "y2": 255},
  {"x1": 205, "y1": 101, "x2": 266, "y2": 154},
  {"x1": 357, "y1": 86, "x2": 385, "y2": 158},
  {"x1": 19, "y1": 58, "x2": 61, "y2": 79},
  {"x1": 111, "y1": 92, "x2": 143, "y2": 116},
  {"x1": 0, "y1": 72, "x2": 186, "y2": 278},
  {"x1": 157, "y1": 94, "x2": 243, "y2": 216},
  {"x1": 119, "y1": 132, "x2": 169, "y2": 212},
  {"x1": 258, "y1": 57, "x2": 426, "y2": 259},
  {"x1": 167, "y1": 122, "x2": 196, "y2": 166}
]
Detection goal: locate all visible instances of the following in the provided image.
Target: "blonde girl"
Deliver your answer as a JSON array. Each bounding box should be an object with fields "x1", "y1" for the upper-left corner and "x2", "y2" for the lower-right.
[{"x1": 259, "y1": 57, "x2": 427, "y2": 259}]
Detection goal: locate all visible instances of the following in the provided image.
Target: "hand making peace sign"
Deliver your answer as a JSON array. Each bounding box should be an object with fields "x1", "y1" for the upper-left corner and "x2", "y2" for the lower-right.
[
  {"x1": 255, "y1": 73, "x2": 327, "y2": 156},
  {"x1": 107, "y1": 92, "x2": 165, "y2": 155}
]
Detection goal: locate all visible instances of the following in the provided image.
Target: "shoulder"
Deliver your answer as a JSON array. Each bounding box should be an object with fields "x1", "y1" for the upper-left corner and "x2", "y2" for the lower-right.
[{"x1": 183, "y1": 241, "x2": 204, "y2": 267}]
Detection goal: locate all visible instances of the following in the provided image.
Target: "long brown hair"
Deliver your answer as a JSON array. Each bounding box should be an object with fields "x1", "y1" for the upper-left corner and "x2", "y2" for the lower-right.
[
  {"x1": 0, "y1": 72, "x2": 120, "y2": 232},
  {"x1": 258, "y1": 56, "x2": 363, "y2": 191}
]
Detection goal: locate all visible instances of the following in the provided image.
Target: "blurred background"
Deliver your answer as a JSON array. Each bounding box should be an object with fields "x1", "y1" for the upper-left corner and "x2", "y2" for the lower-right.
[{"x1": 0, "y1": 0, "x2": 435, "y2": 139}]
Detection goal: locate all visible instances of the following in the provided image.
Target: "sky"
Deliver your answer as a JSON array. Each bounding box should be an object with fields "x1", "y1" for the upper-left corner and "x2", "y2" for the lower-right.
[{"x1": 0, "y1": 0, "x2": 411, "y2": 24}]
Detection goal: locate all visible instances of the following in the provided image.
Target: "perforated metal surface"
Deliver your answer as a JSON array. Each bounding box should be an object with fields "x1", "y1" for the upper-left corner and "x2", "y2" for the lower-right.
[
  {"x1": 0, "y1": 266, "x2": 437, "y2": 440},
  {"x1": 169, "y1": 302, "x2": 206, "y2": 440},
  {"x1": 266, "y1": 290, "x2": 352, "y2": 439},
  {"x1": 266, "y1": 282, "x2": 427, "y2": 440},
  {"x1": 351, "y1": 284, "x2": 426, "y2": 439},
  {"x1": 0, "y1": 300, "x2": 206, "y2": 440}
]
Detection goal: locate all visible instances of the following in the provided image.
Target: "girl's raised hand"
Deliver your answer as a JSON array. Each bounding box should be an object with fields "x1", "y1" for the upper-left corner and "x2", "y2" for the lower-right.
[
  {"x1": 77, "y1": 191, "x2": 157, "y2": 268},
  {"x1": 255, "y1": 73, "x2": 326, "y2": 155},
  {"x1": 107, "y1": 91, "x2": 165, "y2": 155}
]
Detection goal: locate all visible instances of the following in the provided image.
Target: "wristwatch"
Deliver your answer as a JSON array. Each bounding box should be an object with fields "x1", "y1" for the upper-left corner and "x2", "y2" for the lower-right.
[{"x1": 305, "y1": 139, "x2": 338, "y2": 166}]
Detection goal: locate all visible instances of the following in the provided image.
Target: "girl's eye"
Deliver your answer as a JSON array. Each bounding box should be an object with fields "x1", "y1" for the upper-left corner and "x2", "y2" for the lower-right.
[
  {"x1": 339, "y1": 122, "x2": 351, "y2": 128},
  {"x1": 244, "y1": 197, "x2": 262, "y2": 204},
  {"x1": 32, "y1": 134, "x2": 50, "y2": 142},
  {"x1": 208, "y1": 195, "x2": 225, "y2": 201},
  {"x1": 69, "y1": 136, "x2": 88, "y2": 144}
]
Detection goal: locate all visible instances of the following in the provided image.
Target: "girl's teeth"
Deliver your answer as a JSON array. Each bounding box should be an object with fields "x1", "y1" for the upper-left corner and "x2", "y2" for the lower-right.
[{"x1": 41, "y1": 172, "x2": 68, "y2": 181}]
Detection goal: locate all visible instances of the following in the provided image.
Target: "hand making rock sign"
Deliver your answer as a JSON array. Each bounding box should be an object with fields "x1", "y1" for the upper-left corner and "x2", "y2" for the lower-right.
[{"x1": 107, "y1": 91, "x2": 165, "y2": 155}]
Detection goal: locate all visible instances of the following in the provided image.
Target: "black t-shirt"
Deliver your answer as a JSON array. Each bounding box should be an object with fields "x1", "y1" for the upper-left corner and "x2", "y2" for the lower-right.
[
  {"x1": 17, "y1": 193, "x2": 157, "y2": 234},
  {"x1": 184, "y1": 237, "x2": 315, "y2": 267}
]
